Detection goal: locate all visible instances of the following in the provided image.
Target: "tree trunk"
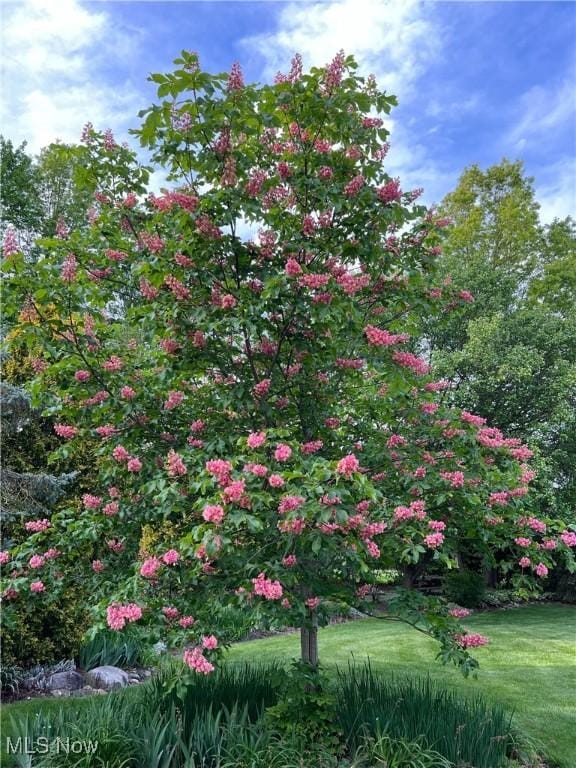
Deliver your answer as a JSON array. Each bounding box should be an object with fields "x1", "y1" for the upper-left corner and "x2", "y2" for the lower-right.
[{"x1": 300, "y1": 613, "x2": 319, "y2": 668}]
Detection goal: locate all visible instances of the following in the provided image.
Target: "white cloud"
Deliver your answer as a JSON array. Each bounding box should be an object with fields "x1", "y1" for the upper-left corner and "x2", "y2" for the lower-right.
[
  {"x1": 244, "y1": 0, "x2": 439, "y2": 99},
  {"x1": 0, "y1": 0, "x2": 144, "y2": 153},
  {"x1": 506, "y1": 78, "x2": 575, "y2": 152},
  {"x1": 535, "y1": 157, "x2": 576, "y2": 224}
]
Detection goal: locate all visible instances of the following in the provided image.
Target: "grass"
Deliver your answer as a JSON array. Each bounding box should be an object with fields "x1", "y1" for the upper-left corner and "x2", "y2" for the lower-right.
[{"x1": 226, "y1": 604, "x2": 576, "y2": 768}]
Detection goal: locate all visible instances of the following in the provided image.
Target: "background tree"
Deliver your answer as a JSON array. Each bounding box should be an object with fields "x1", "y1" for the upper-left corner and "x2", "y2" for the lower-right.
[
  {"x1": 428, "y1": 161, "x2": 576, "y2": 518},
  {"x1": 3, "y1": 54, "x2": 574, "y2": 681}
]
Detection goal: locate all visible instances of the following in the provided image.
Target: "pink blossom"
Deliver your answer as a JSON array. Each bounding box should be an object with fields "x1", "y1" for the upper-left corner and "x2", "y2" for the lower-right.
[
  {"x1": 336, "y1": 453, "x2": 360, "y2": 477},
  {"x1": 541, "y1": 539, "x2": 557, "y2": 550},
  {"x1": 278, "y1": 495, "x2": 305, "y2": 515},
  {"x1": 140, "y1": 557, "x2": 162, "y2": 579},
  {"x1": 203, "y1": 504, "x2": 225, "y2": 525},
  {"x1": 3, "y1": 226, "x2": 20, "y2": 257},
  {"x1": 377, "y1": 179, "x2": 402, "y2": 203},
  {"x1": 535, "y1": 562, "x2": 549, "y2": 578},
  {"x1": 166, "y1": 450, "x2": 187, "y2": 477},
  {"x1": 253, "y1": 379, "x2": 271, "y2": 398},
  {"x1": 477, "y1": 427, "x2": 505, "y2": 448},
  {"x1": 82, "y1": 494, "x2": 102, "y2": 509},
  {"x1": 365, "y1": 540, "x2": 380, "y2": 558},
  {"x1": 92, "y1": 559, "x2": 105, "y2": 573},
  {"x1": 285, "y1": 258, "x2": 303, "y2": 276},
  {"x1": 268, "y1": 474, "x2": 285, "y2": 488},
  {"x1": 318, "y1": 166, "x2": 333, "y2": 180},
  {"x1": 526, "y1": 517, "x2": 546, "y2": 534},
  {"x1": 112, "y1": 445, "x2": 130, "y2": 462},
  {"x1": 106, "y1": 602, "x2": 142, "y2": 630},
  {"x1": 0, "y1": 551, "x2": 10, "y2": 565},
  {"x1": 449, "y1": 607, "x2": 471, "y2": 618},
  {"x1": 220, "y1": 294, "x2": 237, "y2": 309},
  {"x1": 206, "y1": 459, "x2": 232, "y2": 478},
  {"x1": 302, "y1": 440, "x2": 323, "y2": 454},
  {"x1": 103, "y1": 502, "x2": 119, "y2": 518},
  {"x1": 424, "y1": 533, "x2": 444, "y2": 549},
  {"x1": 75, "y1": 370, "x2": 91, "y2": 382},
  {"x1": 392, "y1": 350, "x2": 430, "y2": 375},
  {"x1": 519, "y1": 557, "x2": 531, "y2": 568},
  {"x1": 29, "y1": 555, "x2": 45, "y2": 569},
  {"x1": 247, "y1": 431, "x2": 266, "y2": 448},
  {"x1": 428, "y1": 520, "x2": 446, "y2": 531},
  {"x1": 184, "y1": 647, "x2": 215, "y2": 675},
  {"x1": 456, "y1": 633, "x2": 489, "y2": 649},
  {"x1": 162, "y1": 549, "x2": 180, "y2": 565},
  {"x1": 252, "y1": 572, "x2": 283, "y2": 600},
  {"x1": 387, "y1": 434, "x2": 406, "y2": 449},
  {"x1": 164, "y1": 390, "x2": 185, "y2": 410},
  {"x1": 127, "y1": 457, "x2": 142, "y2": 473},
  {"x1": 244, "y1": 463, "x2": 268, "y2": 476},
  {"x1": 488, "y1": 491, "x2": 509, "y2": 507},
  {"x1": 25, "y1": 519, "x2": 51, "y2": 533},
  {"x1": 61, "y1": 253, "x2": 78, "y2": 282},
  {"x1": 561, "y1": 531, "x2": 576, "y2": 547},
  {"x1": 274, "y1": 444, "x2": 292, "y2": 462},
  {"x1": 222, "y1": 479, "x2": 246, "y2": 503},
  {"x1": 228, "y1": 62, "x2": 244, "y2": 91},
  {"x1": 202, "y1": 634, "x2": 218, "y2": 650},
  {"x1": 179, "y1": 615, "x2": 195, "y2": 628},
  {"x1": 306, "y1": 597, "x2": 321, "y2": 610},
  {"x1": 30, "y1": 581, "x2": 46, "y2": 593},
  {"x1": 344, "y1": 174, "x2": 365, "y2": 197},
  {"x1": 440, "y1": 471, "x2": 465, "y2": 489},
  {"x1": 162, "y1": 606, "x2": 179, "y2": 620},
  {"x1": 514, "y1": 537, "x2": 531, "y2": 547},
  {"x1": 54, "y1": 424, "x2": 78, "y2": 439},
  {"x1": 95, "y1": 425, "x2": 117, "y2": 438},
  {"x1": 121, "y1": 386, "x2": 136, "y2": 399},
  {"x1": 140, "y1": 278, "x2": 159, "y2": 300},
  {"x1": 103, "y1": 355, "x2": 123, "y2": 372},
  {"x1": 282, "y1": 554, "x2": 297, "y2": 567}
]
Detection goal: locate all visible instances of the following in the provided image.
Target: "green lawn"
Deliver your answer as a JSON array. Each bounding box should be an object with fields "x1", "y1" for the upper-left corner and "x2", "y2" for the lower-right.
[{"x1": 227, "y1": 604, "x2": 576, "y2": 768}]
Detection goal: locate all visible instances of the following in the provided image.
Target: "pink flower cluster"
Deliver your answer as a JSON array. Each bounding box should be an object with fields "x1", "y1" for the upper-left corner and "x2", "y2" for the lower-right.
[
  {"x1": 364, "y1": 325, "x2": 408, "y2": 347},
  {"x1": 456, "y1": 633, "x2": 489, "y2": 649},
  {"x1": 140, "y1": 557, "x2": 161, "y2": 579},
  {"x1": 449, "y1": 607, "x2": 471, "y2": 618},
  {"x1": 302, "y1": 440, "x2": 323, "y2": 454},
  {"x1": 167, "y1": 450, "x2": 187, "y2": 477},
  {"x1": 561, "y1": 531, "x2": 576, "y2": 547},
  {"x1": 25, "y1": 519, "x2": 51, "y2": 533},
  {"x1": 440, "y1": 471, "x2": 465, "y2": 489},
  {"x1": 423, "y1": 532, "x2": 444, "y2": 549},
  {"x1": 278, "y1": 495, "x2": 305, "y2": 515},
  {"x1": 54, "y1": 424, "x2": 78, "y2": 439},
  {"x1": 203, "y1": 504, "x2": 225, "y2": 524},
  {"x1": 392, "y1": 351, "x2": 430, "y2": 375},
  {"x1": 252, "y1": 572, "x2": 283, "y2": 600},
  {"x1": 106, "y1": 603, "x2": 143, "y2": 630},
  {"x1": 336, "y1": 453, "x2": 360, "y2": 476},
  {"x1": 274, "y1": 444, "x2": 292, "y2": 462},
  {"x1": 247, "y1": 431, "x2": 266, "y2": 448},
  {"x1": 183, "y1": 647, "x2": 215, "y2": 674},
  {"x1": 164, "y1": 390, "x2": 185, "y2": 410}
]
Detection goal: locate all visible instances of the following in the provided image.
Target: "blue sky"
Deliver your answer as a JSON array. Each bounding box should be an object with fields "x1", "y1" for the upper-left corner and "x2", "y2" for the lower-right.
[{"x1": 2, "y1": 0, "x2": 574, "y2": 220}]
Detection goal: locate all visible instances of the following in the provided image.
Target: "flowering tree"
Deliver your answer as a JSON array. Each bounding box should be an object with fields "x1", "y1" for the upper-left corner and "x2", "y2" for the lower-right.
[{"x1": 3, "y1": 52, "x2": 574, "y2": 677}]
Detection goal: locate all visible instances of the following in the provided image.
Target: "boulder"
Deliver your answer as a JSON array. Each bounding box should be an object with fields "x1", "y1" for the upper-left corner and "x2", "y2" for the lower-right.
[
  {"x1": 47, "y1": 671, "x2": 84, "y2": 691},
  {"x1": 85, "y1": 665, "x2": 129, "y2": 690}
]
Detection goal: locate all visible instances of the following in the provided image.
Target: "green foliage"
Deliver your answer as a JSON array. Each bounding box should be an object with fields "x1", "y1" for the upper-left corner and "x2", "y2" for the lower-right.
[
  {"x1": 336, "y1": 663, "x2": 514, "y2": 768},
  {"x1": 1, "y1": 587, "x2": 87, "y2": 668},
  {"x1": 355, "y1": 733, "x2": 451, "y2": 768},
  {"x1": 266, "y1": 660, "x2": 339, "y2": 743},
  {"x1": 78, "y1": 630, "x2": 147, "y2": 671},
  {"x1": 443, "y1": 570, "x2": 486, "y2": 608}
]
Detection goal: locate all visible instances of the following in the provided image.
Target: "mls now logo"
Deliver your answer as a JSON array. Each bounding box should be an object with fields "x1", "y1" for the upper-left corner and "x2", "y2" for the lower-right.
[{"x1": 6, "y1": 737, "x2": 98, "y2": 755}]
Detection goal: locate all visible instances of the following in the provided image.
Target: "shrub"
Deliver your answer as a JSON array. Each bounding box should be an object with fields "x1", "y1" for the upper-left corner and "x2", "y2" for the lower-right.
[
  {"x1": 336, "y1": 663, "x2": 514, "y2": 768},
  {"x1": 443, "y1": 569, "x2": 486, "y2": 608}
]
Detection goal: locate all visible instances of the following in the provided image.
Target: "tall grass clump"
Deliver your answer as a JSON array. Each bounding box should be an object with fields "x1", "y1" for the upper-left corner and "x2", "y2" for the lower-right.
[
  {"x1": 336, "y1": 662, "x2": 514, "y2": 768},
  {"x1": 78, "y1": 630, "x2": 146, "y2": 671}
]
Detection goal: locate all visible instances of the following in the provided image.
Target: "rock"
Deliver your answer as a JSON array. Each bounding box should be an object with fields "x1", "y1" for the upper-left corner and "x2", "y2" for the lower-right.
[
  {"x1": 140, "y1": 669, "x2": 152, "y2": 679},
  {"x1": 47, "y1": 671, "x2": 84, "y2": 691},
  {"x1": 51, "y1": 688, "x2": 71, "y2": 697},
  {"x1": 85, "y1": 665, "x2": 129, "y2": 690}
]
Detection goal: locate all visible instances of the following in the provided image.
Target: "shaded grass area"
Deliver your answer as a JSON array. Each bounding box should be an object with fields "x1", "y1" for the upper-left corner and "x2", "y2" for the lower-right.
[{"x1": 227, "y1": 604, "x2": 576, "y2": 767}]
